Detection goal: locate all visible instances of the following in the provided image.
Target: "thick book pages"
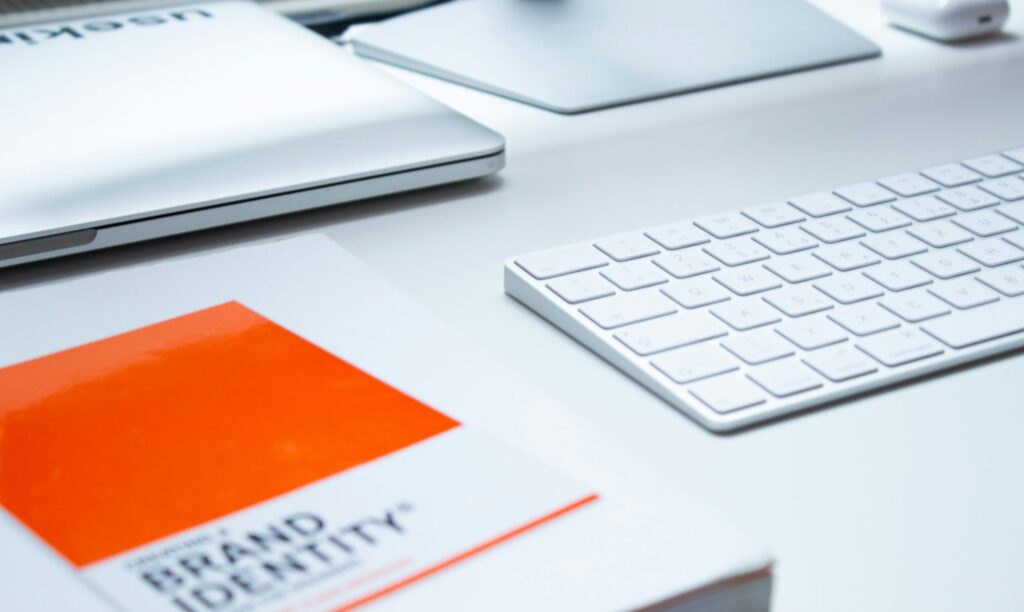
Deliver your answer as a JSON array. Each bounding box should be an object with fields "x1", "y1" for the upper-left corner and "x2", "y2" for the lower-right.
[{"x1": 0, "y1": 235, "x2": 772, "y2": 611}]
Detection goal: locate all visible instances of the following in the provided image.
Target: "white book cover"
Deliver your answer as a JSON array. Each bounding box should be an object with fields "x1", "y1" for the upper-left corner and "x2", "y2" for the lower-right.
[{"x1": 0, "y1": 235, "x2": 772, "y2": 611}]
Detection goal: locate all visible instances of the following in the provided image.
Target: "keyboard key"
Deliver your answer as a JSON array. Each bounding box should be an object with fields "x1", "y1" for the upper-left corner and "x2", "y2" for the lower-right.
[
  {"x1": 600, "y1": 261, "x2": 668, "y2": 290},
  {"x1": 978, "y1": 178, "x2": 1024, "y2": 201},
  {"x1": 951, "y1": 210, "x2": 1017, "y2": 237},
  {"x1": 747, "y1": 360, "x2": 823, "y2": 397},
  {"x1": 689, "y1": 374, "x2": 766, "y2": 414},
  {"x1": 1004, "y1": 148, "x2": 1024, "y2": 165},
  {"x1": 516, "y1": 243, "x2": 608, "y2": 279},
  {"x1": 921, "y1": 299, "x2": 1024, "y2": 348},
  {"x1": 962, "y1": 154, "x2": 1024, "y2": 178},
  {"x1": 789, "y1": 192, "x2": 852, "y2": 217},
  {"x1": 713, "y1": 265, "x2": 782, "y2": 296},
  {"x1": 928, "y1": 278, "x2": 999, "y2": 309},
  {"x1": 645, "y1": 223, "x2": 711, "y2": 250},
  {"x1": 762, "y1": 286, "x2": 833, "y2": 317},
  {"x1": 547, "y1": 272, "x2": 616, "y2": 304},
  {"x1": 652, "y1": 250, "x2": 720, "y2": 278},
  {"x1": 662, "y1": 278, "x2": 731, "y2": 308},
  {"x1": 752, "y1": 227, "x2": 818, "y2": 254},
  {"x1": 907, "y1": 220, "x2": 974, "y2": 248},
  {"x1": 813, "y1": 274, "x2": 884, "y2": 304},
  {"x1": 776, "y1": 316, "x2": 848, "y2": 350},
  {"x1": 828, "y1": 303, "x2": 901, "y2": 336},
  {"x1": 694, "y1": 213, "x2": 759, "y2": 239},
  {"x1": 652, "y1": 344, "x2": 738, "y2": 384},
  {"x1": 721, "y1": 329, "x2": 794, "y2": 365},
  {"x1": 879, "y1": 289, "x2": 951, "y2": 322},
  {"x1": 742, "y1": 202, "x2": 806, "y2": 228},
  {"x1": 834, "y1": 182, "x2": 897, "y2": 207},
  {"x1": 997, "y1": 202, "x2": 1024, "y2": 224},
  {"x1": 861, "y1": 233, "x2": 928, "y2": 259},
  {"x1": 878, "y1": 173, "x2": 940, "y2": 197},
  {"x1": 957, "y1": 238, "x2": 1024, "y2": 267},
  {"x1": 580, "y1": 291, "x2": 677, "y2": 329},
  {"x1": 935, "y1": 186, "x2": 999, "y2": 211},
  {"x1": 864, "y1": 261, "x2": 933, "y2": 291},
  {"x1": 594, "y1": 233, "x2": 660, "y2": 261},
  {"x1": 857, "y1": 328, "x2": 944, "y2": 366},
  {"x1": 847, "y1": 207, "x2": 912, "y2": 232},
  {"x1": 803, "y1": 344, "x2": 878, "y2": 382},
  {"x1": 764, "y1": 254, "x2": 833, "y2": 283},
  {"x1": 1005, "y1": 233, "x2": 1024, "y2": 251},
  {"x1": 813, "y1": 243, "x2": 880, "y2": 271},
  {"x1": 976, "y1": 266, "x2": 1024, "y2": 296},
  {"x1": 802, "y1": 218, "x2": 865, "y2": 243},
  {"x1": 911, "y1": 251, "x2": 980, "y2": 279},
  {"x1": 616, "y1": 312, "x2": 728, "y2": 356},
  {"x1": 892, "y1": 195, "x2": 956, "y2": 221},
  {"x1": 703, "y1": 237, "x2": 771, "y2": 266},
  {"x1": 711, "y1": 299, "x2": 781, "y2": 330},
  {"x1": 920, "y1": 163, "x2": 983, "y2": 187}
]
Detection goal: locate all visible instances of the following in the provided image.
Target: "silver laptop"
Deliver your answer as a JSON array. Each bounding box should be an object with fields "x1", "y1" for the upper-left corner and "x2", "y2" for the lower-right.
[{"x1": 0, "y1": 0, "x2": 504, "y2": 267}]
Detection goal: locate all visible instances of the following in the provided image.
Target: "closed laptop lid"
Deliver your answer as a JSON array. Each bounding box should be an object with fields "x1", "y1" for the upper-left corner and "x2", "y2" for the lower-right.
[{"x1": 0, "y1": 0, "x2": 503, "y2": 244}]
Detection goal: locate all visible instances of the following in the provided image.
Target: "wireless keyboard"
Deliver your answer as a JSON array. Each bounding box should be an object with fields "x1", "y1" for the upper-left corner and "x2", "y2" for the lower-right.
[{"x1": 505, "y1": 147, "x2": 1024, "y2": 432}]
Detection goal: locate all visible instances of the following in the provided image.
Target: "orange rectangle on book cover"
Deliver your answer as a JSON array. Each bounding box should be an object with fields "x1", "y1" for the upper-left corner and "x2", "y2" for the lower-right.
[{"x1": 0, "y1": 301, "x2": 459, "y2": 568}]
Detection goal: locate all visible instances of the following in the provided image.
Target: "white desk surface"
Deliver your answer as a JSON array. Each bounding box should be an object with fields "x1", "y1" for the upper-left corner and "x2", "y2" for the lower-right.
[{"x1": 6, "y1": 2, "x2": 1024, "y2": 610}]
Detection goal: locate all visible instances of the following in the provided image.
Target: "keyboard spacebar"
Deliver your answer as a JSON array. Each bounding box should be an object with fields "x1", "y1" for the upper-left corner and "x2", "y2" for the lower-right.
[{"x1": 921, "y1": 300, "x2": 1024, "y2": 349}]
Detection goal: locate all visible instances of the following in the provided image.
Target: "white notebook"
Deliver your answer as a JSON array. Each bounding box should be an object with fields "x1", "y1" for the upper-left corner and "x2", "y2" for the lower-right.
[{"x1": 0, "y1": 235, "x2": 771, "y2": 611}]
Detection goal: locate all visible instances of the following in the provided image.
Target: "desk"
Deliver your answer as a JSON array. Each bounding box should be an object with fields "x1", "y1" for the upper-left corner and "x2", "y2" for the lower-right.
[{"x1": 6, "y1": 2, "x2": 1024, "y2": 610}]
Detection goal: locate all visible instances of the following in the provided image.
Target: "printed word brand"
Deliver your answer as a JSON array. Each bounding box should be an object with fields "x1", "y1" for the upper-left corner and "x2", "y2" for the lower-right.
[{"x1": 136, "y1": 506, "x2": 412, "y2": 612}]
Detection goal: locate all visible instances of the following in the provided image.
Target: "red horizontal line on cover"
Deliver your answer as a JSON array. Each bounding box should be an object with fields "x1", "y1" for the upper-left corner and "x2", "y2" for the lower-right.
[{"x1": 335, "y1": 493, "x2": 601, "y2": 611}]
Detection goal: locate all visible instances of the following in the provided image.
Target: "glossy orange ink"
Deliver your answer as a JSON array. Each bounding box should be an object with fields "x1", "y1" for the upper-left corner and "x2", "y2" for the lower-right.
[{"x1": 0, "y1": 302, "x2": 458, "y2": 567}]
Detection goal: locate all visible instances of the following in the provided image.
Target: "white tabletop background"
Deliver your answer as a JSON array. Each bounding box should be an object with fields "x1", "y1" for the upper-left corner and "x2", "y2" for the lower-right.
[{"x1": 4, "y1": 2, "x2": 1024, "y2": 610}]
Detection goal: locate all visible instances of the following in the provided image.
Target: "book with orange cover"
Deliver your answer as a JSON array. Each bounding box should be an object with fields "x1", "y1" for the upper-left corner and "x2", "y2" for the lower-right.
[
  {"x1": 1, "y1": 300, "x2": 598, "y2": 612},
  {"x1": 0, "y1": 236, "x2": 771, "y2": 611}
]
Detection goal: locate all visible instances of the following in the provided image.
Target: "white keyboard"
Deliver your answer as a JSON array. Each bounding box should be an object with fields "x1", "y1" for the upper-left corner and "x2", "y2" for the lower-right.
[{"x1": 505, "y1": 147, "x2": 1024, "y2": 432}]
